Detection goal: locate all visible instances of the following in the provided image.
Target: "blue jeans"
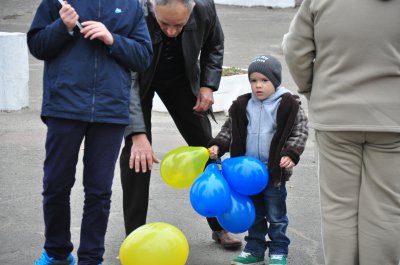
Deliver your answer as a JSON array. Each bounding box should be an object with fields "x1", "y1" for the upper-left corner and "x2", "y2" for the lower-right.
[{"x1": 244, "y1": 182, "x2": 290, "y2": 258}]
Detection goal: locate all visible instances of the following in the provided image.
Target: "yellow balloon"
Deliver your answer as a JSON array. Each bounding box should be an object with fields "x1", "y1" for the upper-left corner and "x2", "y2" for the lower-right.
[
  {"x1": 119, "y1": 222, "x2": 189, "y2": 265},
  {"x1": 160, "y1": 146, "x2": 209, "y2": 188}
]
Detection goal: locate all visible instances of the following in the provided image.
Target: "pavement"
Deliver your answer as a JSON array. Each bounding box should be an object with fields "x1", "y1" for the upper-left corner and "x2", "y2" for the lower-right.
[{"x1": 0, "y1": 1, "x2": 324, "y2": 265}]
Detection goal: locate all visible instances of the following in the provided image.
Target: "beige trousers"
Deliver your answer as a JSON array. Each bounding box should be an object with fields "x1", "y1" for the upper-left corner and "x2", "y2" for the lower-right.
[{"x1": 315, "y1": 131, "x2": 400, "y2": 265}]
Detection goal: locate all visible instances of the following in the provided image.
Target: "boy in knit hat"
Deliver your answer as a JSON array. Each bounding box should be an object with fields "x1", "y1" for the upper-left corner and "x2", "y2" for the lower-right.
[{"x1": 209, "y1": 55, "x2": 309, "y2": 265}]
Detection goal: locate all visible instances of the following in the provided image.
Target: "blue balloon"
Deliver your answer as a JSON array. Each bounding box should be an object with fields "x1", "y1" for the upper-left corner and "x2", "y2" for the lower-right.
[
  {"x1": 221, "y1": 156, "x2": 269, "y2": 196},
  {"x1": 190, "y1": 163, "x2": 232, "y2": 217},
  {"x1": 216, "y1": 191, "x2": 255, "y2": 233}
]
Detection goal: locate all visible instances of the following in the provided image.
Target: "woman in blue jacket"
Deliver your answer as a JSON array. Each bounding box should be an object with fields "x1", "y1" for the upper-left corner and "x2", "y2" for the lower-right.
[{"x1": 27, "y1": 0, "x2": 152, "y2": 264}]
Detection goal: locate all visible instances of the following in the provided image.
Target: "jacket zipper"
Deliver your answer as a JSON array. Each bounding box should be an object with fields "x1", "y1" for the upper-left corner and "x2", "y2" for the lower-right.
[
  {"x1": 147, "y1": 41, "x2": 163, "y2": 93},
  {"x1": 257, "y1": 103, "x2": 262, "y2": 161},
  {"x1": 92, "y1": 50, "x2": 98, "y2": 122},
  {"x1": 91, "y1": 0, "x2": 101, "y2": 122},
  {"x1": 144, "y1": 14, "x2": 163, "y2": 95}
]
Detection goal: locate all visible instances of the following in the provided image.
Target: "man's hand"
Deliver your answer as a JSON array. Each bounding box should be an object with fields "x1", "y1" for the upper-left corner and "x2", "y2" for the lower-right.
[
  {"x1": 193, "y1": 87, "x2": 214, "y2": 112},
  {"x1": 129, "y1": 134, "x2": 159, "y2": 173},
  {"x1": 59, "y1": 1, "x2": 78, "y2": 32},
  {"x1": 280, "y1": 156, "x2": 294, "y2": 169},
  {"x1": 81, "y1": 21, "x2": 114, "y2": 46}
]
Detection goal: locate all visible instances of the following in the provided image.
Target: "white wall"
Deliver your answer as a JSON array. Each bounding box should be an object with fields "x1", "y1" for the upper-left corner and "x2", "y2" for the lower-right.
[
  {"x1": 153, "y1": 74, "x2": 250, "y2": 115},
  {"x1": 0, "y1": 32, "x2": 29, "y2": 111},
  {"x1": 214, "y1": 0, "x2": 295, "y2": 8}
]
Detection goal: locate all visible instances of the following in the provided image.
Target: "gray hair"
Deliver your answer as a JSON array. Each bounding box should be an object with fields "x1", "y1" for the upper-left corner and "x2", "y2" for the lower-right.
[
  {"x1": 153, "y1": 0, "x2": 195, "y2": 10},
  {"x1": 142, "y1": 0, "x2": 195, "y2": 16}
]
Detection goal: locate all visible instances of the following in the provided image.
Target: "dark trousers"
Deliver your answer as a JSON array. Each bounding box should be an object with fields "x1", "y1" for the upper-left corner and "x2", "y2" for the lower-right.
[
  {"x1": 43, "y1": 118, "x2": 125, "y2": 265},
  {"x1": 120, "y1": 76, "x2": 223, "y2": 236}
]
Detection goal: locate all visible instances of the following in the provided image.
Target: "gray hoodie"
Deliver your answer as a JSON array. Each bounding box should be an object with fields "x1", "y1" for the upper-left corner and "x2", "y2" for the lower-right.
[{"x1": 245, "y1": 87, "x2": 291, "y2": 165}]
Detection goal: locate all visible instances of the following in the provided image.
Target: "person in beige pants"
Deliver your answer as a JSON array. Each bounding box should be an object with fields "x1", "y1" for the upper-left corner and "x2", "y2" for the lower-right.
[{"x1": 282, "y1": 0, "x2": 400, "y2": 264}]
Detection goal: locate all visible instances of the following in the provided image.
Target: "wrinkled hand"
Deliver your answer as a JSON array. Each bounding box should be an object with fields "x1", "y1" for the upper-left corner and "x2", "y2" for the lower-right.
[
  {"x1": 129, "y1": 134, "x2": 159, "y2": 173},
  {"x1": 209, "y1": 145, "x2": 219, "y2": 160},
  {"x1": 280, "y1": 156, "x2": 294, "y2": 169},
  {"x1": 59, "y1": 1, "x2": 78, "y2": 32},
  {"x1": 193, "y1": 87, "x2": 214, "y2": 112},
  {"x1": 81, "y1": 21, "x2": 114, "y2": 46}
]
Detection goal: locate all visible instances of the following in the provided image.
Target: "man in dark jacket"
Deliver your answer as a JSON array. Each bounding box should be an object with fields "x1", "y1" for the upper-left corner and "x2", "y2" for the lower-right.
[
  {"x1": 28, "y1": 0, "x2": 152, "y2": 264},
  {"x1": 120, "y1": 0, "x2": 242, "y2": 248}
]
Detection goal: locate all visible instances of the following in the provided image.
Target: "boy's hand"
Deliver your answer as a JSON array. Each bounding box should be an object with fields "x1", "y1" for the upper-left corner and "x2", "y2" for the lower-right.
[
  {"x1": 280, "y1": 156, "x2": 294, "y2": 169},
  {"x1": 209, "y1": 145, "x2": 219, "y2": 160},
  {"x1": 59, "y1": 1, "x2": 79, "y2": 32},
  {"x1": 81, "y1": 21, "x2": 114, "y2": 46}
]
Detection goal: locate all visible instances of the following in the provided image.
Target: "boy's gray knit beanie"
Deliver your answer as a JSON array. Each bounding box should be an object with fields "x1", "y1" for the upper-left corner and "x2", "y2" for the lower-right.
[{"x1": 248, "y1": 55, "x2": 282, "y2": 89}]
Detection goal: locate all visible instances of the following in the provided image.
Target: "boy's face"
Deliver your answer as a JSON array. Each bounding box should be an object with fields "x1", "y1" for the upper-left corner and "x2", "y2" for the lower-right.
[{"x1": 249, "y1": 72, "x2": 276, "y2": 101}]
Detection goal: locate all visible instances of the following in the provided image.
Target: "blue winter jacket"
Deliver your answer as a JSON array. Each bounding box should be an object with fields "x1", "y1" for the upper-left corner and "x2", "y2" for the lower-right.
[{"x1": 27, "y1": 0, "x2": 153, "y2": 124}]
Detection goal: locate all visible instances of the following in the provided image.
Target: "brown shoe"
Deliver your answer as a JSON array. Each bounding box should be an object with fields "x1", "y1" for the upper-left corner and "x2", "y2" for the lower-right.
[{"x1": 212, "y1": 230, "x2": 243, "y2": 249}]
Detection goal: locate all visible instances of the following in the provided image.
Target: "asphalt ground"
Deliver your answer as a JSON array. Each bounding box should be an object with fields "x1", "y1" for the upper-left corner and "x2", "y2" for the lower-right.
[{"x1": 0, "y1": 1, "x2": 324, "y2": 264}]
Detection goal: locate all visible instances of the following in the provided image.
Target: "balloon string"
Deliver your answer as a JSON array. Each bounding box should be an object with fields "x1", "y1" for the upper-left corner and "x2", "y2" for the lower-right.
[{"x1": 209, "y1": 158, "x2": 222, "y2": 164}]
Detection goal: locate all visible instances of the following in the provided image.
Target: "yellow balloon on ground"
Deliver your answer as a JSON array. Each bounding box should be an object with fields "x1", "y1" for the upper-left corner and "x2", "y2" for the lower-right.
[
  {"x1": 160, "y1": 146, "x2": 209, "y2": 188},
  {"x1": 119, "y1": 222, "x2": 189, "y2": 265}
]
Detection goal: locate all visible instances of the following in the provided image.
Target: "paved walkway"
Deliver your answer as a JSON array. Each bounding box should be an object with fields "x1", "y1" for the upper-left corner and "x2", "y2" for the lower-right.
[{"x1": 0, "y1": 2, "x2": 324, "y2": 264}]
